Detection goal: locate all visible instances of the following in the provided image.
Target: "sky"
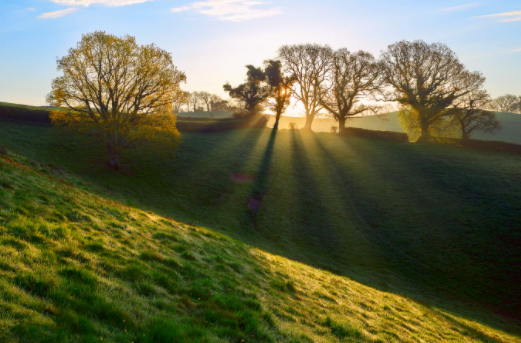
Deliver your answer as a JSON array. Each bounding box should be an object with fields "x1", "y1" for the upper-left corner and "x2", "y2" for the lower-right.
[{"x1": 0, "y1": 0, "x2": 520, "y2": 107}]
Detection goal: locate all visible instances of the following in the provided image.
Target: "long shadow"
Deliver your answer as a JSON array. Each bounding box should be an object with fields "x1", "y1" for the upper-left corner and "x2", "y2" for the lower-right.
[{"x1": 322, "y1": 134, "x2": 521, "y2": 335}]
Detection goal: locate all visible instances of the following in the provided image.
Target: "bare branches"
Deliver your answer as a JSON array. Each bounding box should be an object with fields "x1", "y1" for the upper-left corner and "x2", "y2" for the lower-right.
[
  {"x1": 278, "y1": 44, "x2": 333, "y2": 131},
  {"x1": 318, "y1": 49, "x2": 383, "y2": 133}
]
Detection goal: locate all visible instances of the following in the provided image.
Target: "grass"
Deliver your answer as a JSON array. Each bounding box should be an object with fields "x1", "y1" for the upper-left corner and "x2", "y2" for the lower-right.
[
  {"x1": 268, "y1": 112, "x2": 521, "y2": 144},
  {"x1": 0, "y1": 121, "x2": 521, "y2": 341}
]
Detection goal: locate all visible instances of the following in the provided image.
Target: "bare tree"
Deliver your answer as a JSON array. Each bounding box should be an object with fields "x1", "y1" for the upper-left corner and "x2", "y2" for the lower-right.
[
  {"x1": 319, "y1": 49, "x2": 383, "y2": 134},
  {"x1": 279, "y1": 44, "x2": 333, "y2": 131},
  {"x1": 189, "y1": 92, "x2": 201, "y2": 112},
  {"x1": 173, "y1": 90, "x2": 190, "y2": 113},
  {"x1": 491, "y1": 94, "x2": 520, "y2": 113},
  {"x1": 380, "y1": 40, "x2": 485, "y2": 142},
  {"x1": 198, "y1": 91, "x2": 213, "y2": 111},
  {"x1": 450, "y1": 90, "x2": 501, "y2": 140}
]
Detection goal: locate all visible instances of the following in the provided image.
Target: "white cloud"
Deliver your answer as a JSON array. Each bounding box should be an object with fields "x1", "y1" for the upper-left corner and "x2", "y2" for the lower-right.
[
  {"x1": 49, "y1": 0, "x2": 154, "y2": 7},
  {"x1": 476, "y1": 10, "x2": 521, "y2": 22},
  {"x1": 171, "y1": 0, "x2": 282, "y2": 21},
  {"x1": 514, "y1": 48, "x2": 521, "y2": 52},
  {"x1": 27, "y1": 8, "x2": 36, "y2": 11},
  {"x1": 172, "y1": 6, "x2": 191, "y2": 12},
  {"x1": 441, "y1": 3, "x2": 480, "y2": 12},
  {"x1": 38, "y1": 8, "x2": 78, "y2": 19}
]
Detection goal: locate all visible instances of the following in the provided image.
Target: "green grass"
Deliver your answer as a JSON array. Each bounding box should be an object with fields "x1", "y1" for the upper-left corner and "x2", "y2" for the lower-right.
[{"x1": 0, "y1": 121, "x2": 521, "y2": 341}]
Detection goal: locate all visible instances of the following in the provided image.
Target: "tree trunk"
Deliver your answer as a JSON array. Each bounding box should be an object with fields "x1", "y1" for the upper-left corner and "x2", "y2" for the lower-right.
[
  {"x1": 273, "y1": 112, "x2": 282, "y2": 130},
  {"x1": 461, "y1": 131, "x2": 470, "y2": 141},
  {"x1": 338, "y1": 117, "x2": 347, "y2": 135},
  {"x1": 302, "y1": 113, "x2": 314, "y2": 131},
  {"x1": 417, "y1": 120, "x2": 432, "y2": 143},
  {"x1": 107, "y1": 143, "x2": 121, "y2": 171}
]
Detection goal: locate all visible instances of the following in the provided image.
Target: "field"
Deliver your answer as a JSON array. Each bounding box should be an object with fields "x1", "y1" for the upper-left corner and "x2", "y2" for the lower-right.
[
  {"x1": 0, "y1": 120, "x2": 521, "y2": 342},
  {"x1": 178, "y1": 110, "x2": 521, "y2": 144}
]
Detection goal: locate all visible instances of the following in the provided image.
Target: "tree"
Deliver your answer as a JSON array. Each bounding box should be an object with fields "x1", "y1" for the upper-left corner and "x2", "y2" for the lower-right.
[
  {"x1": 380, "y1": 40, "x2": 485, "y2": 142},
  {"x1": 264, "y1": 60, "x2": 295, "y2": 130},
  {"x1": 450, "y1": 90, "x2": 501, "y2": 140},
  {"x1": 198, "y1": 91, "x2": 213, "y2": 112},
  {"x1": 319, "y1": 49, "x2": 383, "y2": 134},
  {"x1": 173, "y1": 90, "x2": 190, "y2": 113},
  {"x1": 223, "y1": 65, "x2": 270, "y2": 117},
  {"x1": 188, "y1": 92, "x2": 200, "y2": 112},
  {"x1": 279, "y1": 44, "x2": 333, "y2": 131},
  {"x1": 210, "y1": 95, "x2": 229, "y2": 112},
  {"x1": 491, "y1": 94, "x2": 520, "y2": 113},
  {"x1": 47, "y1": 31, "x2": 185, "y2": 171}
]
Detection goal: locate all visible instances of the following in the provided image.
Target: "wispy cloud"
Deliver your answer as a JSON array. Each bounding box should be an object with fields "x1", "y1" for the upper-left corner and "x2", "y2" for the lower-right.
[
  {"x1": 38, "y1": 8, "x2": 78, "y2": 19},
  {"x1": 27, "y1": 8, "x2": 36, "y2": 11},
  {"x1": 476, "y1": 10, "x2": 521, "y2": 22},
  {"x1": 514, "y1": 48, "x2": 521, "y2": 52},
  {"x1": 441, "y1": 3, "x2": 480, "y2": 12},
  {"x1": 171, "y1": 0, "x2": 282, "y2": 21},
  {"x1": 49, "y1": 0, "x2": 154, "y2": 6}
]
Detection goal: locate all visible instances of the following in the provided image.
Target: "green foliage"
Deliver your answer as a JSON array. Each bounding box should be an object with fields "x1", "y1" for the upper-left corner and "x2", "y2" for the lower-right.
[{"x1": 398, "y1": 106, "x2": 459, "y2": 142}]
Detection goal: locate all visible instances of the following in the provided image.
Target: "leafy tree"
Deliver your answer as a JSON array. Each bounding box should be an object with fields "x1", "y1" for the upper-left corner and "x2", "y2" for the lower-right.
[
  {"x1": 398, "y1": 107, "x2": 459, "y2": 142},
  {"x1": 47, "y1": 31, "x2": 185, "y2": 171},
  {"x1": 264, "y1": 60, "x2": 295, "y2": 130},
  {"x1": 450, "y1": 90, "x2": 501, "y2": 140},
  {"x1": 319, "y1": 49, "x2": 383, "y2": 134},
  {"x1": 223, "y1": 65, "x2": 270, "y2": 117},
  {"x1": 380, "y1": 40, "x2": 485, "y2": 142},
  {"x1": 279, "y1": 44, "x2": 333, "y2": 131}
]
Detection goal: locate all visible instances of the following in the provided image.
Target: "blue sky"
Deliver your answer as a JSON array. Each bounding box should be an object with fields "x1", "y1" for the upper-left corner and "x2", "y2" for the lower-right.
[{"x1": 0, "y1": 0, "x2": 519, "y2": 106}]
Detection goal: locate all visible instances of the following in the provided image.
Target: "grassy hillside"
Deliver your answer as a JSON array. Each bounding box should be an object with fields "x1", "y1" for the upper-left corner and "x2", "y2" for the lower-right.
[
  {"x1": 1, "y1": 120, "x2": 521, "y2": 330},
  {"x1": 1, "y1": 146, "x2": 520, "y2": 343}
]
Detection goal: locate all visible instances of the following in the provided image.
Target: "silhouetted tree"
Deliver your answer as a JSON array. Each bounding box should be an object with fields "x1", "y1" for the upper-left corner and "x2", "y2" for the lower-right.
[
  {"x1": 223, "y1": 65, "x2": 270, "y2": 117},
  {"x1": 279, "y1": 44, "x2": 333, "y2": 131},
  {"x1": 188, "y1": 92, "x2": 201, "y2": 112},
  {"x1": 319, "y1": 49, "x2": 383, "y2": 134},
  {"x1": 380, "y1": 40, "x2": 485, "y2": 142},
  {"x1": 450, "y1": 90, "x2": 501, "y2": 140},
  {"x1": 198, "y1": 91, "x2": 213, "y2": 111},
  {"x1": 264, "y1": 60, "x2": 295, "y2": 130},
  {"x1": 47, "y1": 31, "x2": 185, "y2": 171}
]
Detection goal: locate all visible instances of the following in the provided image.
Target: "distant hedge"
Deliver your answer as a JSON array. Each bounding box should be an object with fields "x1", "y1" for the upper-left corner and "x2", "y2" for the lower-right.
[
  {"x1": 0, "y1": 103, "x2": 51, "y2": 125},
  {"x1": 340, "y1": 127, "x2": 409, "y2": 142}
]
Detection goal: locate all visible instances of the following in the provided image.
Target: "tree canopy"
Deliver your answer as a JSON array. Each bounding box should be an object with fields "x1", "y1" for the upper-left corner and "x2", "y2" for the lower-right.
[
  {"x1": 319, "y1": 49, "x2": 383, "y2": 134},
  {"x1": 48, "y1": 31, "x2": 186, "y2": 170},
  {"x1": 380, "y1": 40, "x2": 485, "y2": 142}
]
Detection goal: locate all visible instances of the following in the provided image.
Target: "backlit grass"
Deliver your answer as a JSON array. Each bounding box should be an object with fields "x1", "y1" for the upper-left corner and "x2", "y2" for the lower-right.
[
  {"x1": 0, "y1": 150, "x2": 520, "y2": 342},
  {"x1": 0, "y1": 121, "x2": 521, "y2": 341}
]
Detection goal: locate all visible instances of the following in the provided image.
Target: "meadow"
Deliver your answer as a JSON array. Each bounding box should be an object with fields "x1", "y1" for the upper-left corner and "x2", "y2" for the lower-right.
[{"x1": 0, "y1": 119, "x2": 521, "y2": 342}]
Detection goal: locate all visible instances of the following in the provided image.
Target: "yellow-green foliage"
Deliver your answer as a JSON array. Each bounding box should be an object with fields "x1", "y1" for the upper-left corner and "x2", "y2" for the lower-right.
[
  {"x1": 0, "y1": 151, "x2": 520, "y2": 342},
  {"x1": 398, "y1": 107, "x2": 460, "y2": 142}
]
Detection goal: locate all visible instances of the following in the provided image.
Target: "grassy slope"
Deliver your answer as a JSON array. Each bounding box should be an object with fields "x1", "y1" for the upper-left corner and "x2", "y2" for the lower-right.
[
  {"x1": 265, "y1": 112, "x2": 521, "y2": 144},
  {"x1": 1, "y1": 148, "x2": 521, "y2": 343}
]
